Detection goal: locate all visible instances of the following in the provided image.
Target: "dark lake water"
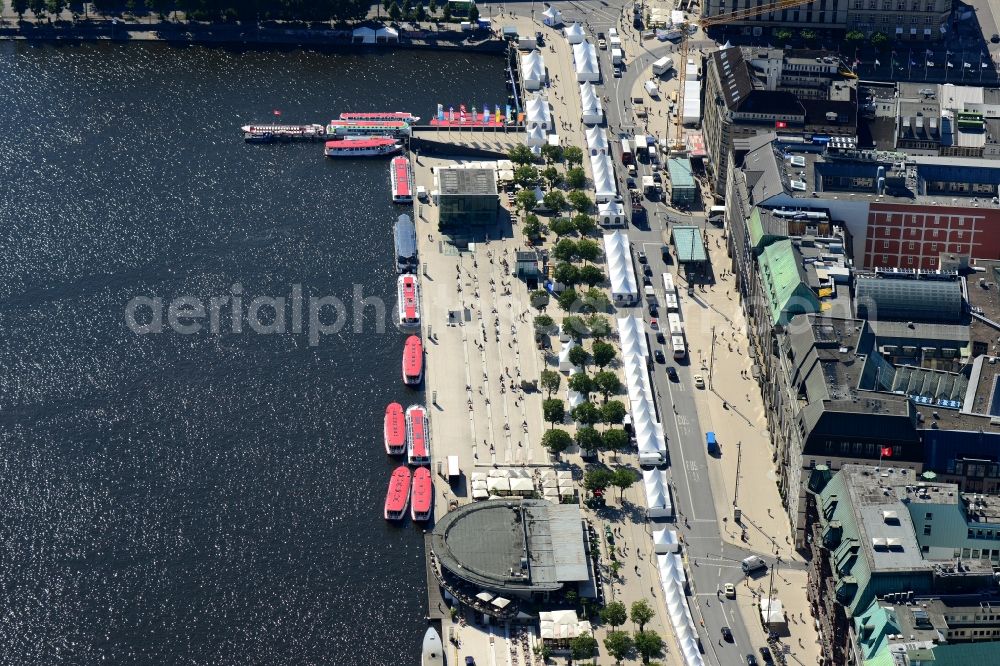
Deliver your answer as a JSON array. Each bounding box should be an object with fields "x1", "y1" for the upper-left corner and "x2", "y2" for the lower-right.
[{"x1": 0, "y1": 41, "x2": 506, "y2": 665}]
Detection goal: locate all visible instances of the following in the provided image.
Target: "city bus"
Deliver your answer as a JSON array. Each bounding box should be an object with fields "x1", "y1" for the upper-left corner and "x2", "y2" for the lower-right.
[
  {"x1": 664, "y1": 292, "x2": 679, "y2": 312},
  {"x1": 671, "y1": 335, "x2": 686, "y2": 360},
  {"x1": 708, "y1": 205, "x2": 726, "y2": 224},
  {"x1": 667, "y1": 313, "x2": 683, "y2": 337},
  {"x1": 662, "y1": 272, "x2": 675, "y2": 296}
]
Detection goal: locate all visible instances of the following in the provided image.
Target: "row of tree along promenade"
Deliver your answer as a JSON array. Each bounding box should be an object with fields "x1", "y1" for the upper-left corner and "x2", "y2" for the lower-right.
[{"x1": 0, "y1": 1, "x2": 503, "y2": 50}]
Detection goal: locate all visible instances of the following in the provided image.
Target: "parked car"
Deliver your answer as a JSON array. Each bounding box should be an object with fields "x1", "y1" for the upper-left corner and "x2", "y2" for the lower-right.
[
  {"x1": 598, "y1": 38, "x2": 607, "y2": 49},
  {"x1": 652, "y1": 171, "x2": 662, "y2": 183},
  {"x1": 759, "y1": 647, "x2": 774, "y2": 663},
  {"x1": 643, "y1": 264, "x2": 653, "y2": 276},
  {"x1": 656, "y1": 331, "x2": 665, "y2": 344},
  {"x1": 626, "y1": 176, "x2": 637, "y2": 190},
  {"x1": 746, "y1": 655, "x2": 759, "y2": 666},
  {"x1": 613, "y1": 65, "x2": 622, "y2": 77},
  {"x1": 666, "y1": 366, "x2": 678, "y2": 381},
  {"x1": 638, "y1": 251, "x2": 647, "y2": 263},
  {"x1": 643, "y1": 274, "x2": 652, "y2": 285},
  {"x1": 648, "y1": 304, "x2": 658, "y2": 317},
  {"x1": 466, "y1": 658, "x2": 476, "y2": 666},
  {"x1": 654, "y1": 349, "x2": 665, "y2": 363},
  {"x1": 650, "y1": 317, "x2": 659, "y2": 329},
  {"x1": 992, "y1": 33, "x2": 1000, "y2": 43},
  {"x1": 694, "y1": 374, "x2": 705, "y2": 389},
  {"x1": 721, "y1": 626, "x2": 732, "y2": 642},
  {"x1": 724, "y1": 583, "x2": 736, "y2": 598}
]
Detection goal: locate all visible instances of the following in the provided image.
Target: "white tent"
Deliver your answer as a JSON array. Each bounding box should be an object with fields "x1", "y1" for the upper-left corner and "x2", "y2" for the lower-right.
[
  {"x1": 589, "y1": 153, "x2": 616, "y2": 202},
  {"x1": 643, "y1": 468, "x2": 673, "y2": 518},
  {"x1": 659, "y1": 553, "x2": 704, "y2": 666},
  {"x1": 521, "y1": 50, "x2": 546, "y2": 90},
  {"x1": 510, "y1": 477, "x2": 535, "y2": 495},
  {"x1": 563, "y1": 22, "x2": 585, "y2": 44},
  {"x1": 618, "y1": 316, "x2": 649, "y2": 362},
  {"x1": 572, "y1": 41, "x2": 600, "y2": 82},
  {"x1": 526, "y1": 123, "x2": 547, "y2": 147},
  {"x1": 540, "y1": 610, "x2": 592, "y2": 640},
  {"x1": 579, "y1": 82, "x2": 604, "y2": 125},
  {"x1": 604, "y1": 231, "x2": 639, "y2": 306},
  {"x1": 761, "y1": 598, "x2": 788, "y2": 632},
  {"x1": 472, "y1": 488, "x2": 489, "y2": 500},
  {"x1": 585, "y1": 125, "x2": 608, "y2": 154},
  {"x1": 653, "y1": 528, "x2": 680, "y2": 553},
  {"x1": 568, "y1": 388, "x2": 586, "y2": 410},
  {"x1": 486, "y1": 477, "x2": 511, "y2": 494},
  {"x1": 635, "y1": 409, "x2": 666, "y2": 466},
  {"x1": 542, "y1": 6, "x2": 563, "y2": 26},
  {"x1": 376, "y1": 25, "x2": 399, "y2": 42},
  {"x1": 558, "y1": 338, "x2": 579, "y2": 373},
  {"x1": 352, "y1": 26, "x2": 376, "y2": 44},
  {"x1": 525, "y1": 95, "x2": 552, "y2": 130},
  {"x1": 598, "y1": 199, "x2": 625, "y2": 227},
  {"x1": 683, "y1": 79, "x2": 701, "y2": 126}
]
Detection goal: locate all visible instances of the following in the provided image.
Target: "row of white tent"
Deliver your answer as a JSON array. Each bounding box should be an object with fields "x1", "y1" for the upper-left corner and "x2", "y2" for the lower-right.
[
  {"x1": 351, "y1": 25, "x2": 399, "y2": 43},
  {"x1": 585, "y1": 126, "x2": 608, "y2": 154},
  {"x1": 521, "y1": 50, "x2": 547, "y2": 91},
  {"x1": 572, "y1": 40, "x2": 600, "y2": 83},
  {"x1": 643, "y1": 468, "x2": 673, "y2": 518},
  {"x1": 541, "y1": 469, "x2": 575, "y2": 503},
  {"x1": 604, "y1": 233, "x2": 639, "y2": 307},
  {"x1": 589, "y1": 152, "x2": 617, "y2": 203},
  {"x1": 525, "y1": 94, "x2": 552, "y2": 130},
  {"x1": 661, "y1": 550, "x2": 704, "y2": 666},
  {"x1": 618, "y1": 315, "x2": 668, "y2": 464}
]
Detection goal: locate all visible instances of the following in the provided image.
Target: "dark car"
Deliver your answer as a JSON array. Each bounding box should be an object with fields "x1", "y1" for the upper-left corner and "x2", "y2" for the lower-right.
[
  {"x1": 666, "y1": 366, "x2": 678, "y2": 381},
  {"x1": 535, "y1": 32, "x2": 545, "y2": 46},
  {"x1": 626, "y1": 176, "x2": 637, "y2": 190},
  {"x1": 598, "y1": 31, "x2": 606, "y2": 39},
  {"x1": 638, "y1": 251, "x2": 647, "y2": 263},
  {"x1": 746, "y1": 656, "x2": 758, "y2": 666},
  {"x1": 654, "y1": 349, "x2": 665, "y2": 363},
  {"x1": 643, "y1": 264, "x2": 653, "y2": 276},
  {"x1": 465, "y1": 658, "x2": 476, "y2": 666},
  {"x1": 993, "y1": 33, "x2": 1000, "y2": 43},
  {"x1": 721, "y1": 627, "x2": 733, "y2": 642},
  {"x1": 656, "y1": 331, "x2": 665, "y2": 343},
  {"x1": 652, "y1": 172, "x2": 662, "y2": 183},
  {"x1": 759, "y1": 647, "x2": 774, "y2": 663},
  {"x1": 613, "y1": 66, "x2": 622, "y2": 78},
  {"x1": 648, "y1": 303, "x2": 658, "y2": 317},
  {"x1": 643, "y1": 274, "x2": 652, "y2": 285}
]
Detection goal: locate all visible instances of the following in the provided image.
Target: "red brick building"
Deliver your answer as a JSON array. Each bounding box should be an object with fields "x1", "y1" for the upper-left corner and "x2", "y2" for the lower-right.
[{"x1": 863, "y1": 204, "x2": 1000, "y2": 270}]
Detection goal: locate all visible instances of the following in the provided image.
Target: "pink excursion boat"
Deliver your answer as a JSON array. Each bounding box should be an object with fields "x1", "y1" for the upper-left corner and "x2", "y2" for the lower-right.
[
  {"x1": 406, "y1": 405, "x2": 430, "y2": 465},
  {"x1": 384, "y1": 465, "x2": 412, "y2": 521},
  {"x1": 397, "y1": 274, "x2": 420, "y2": 328},
  {"x1": 402, "y1": 335, "x2": 423, "y2": 386},
  {"x1": 323, "y1": 137, "x2": 401, "y2": 157},
  {"x1": 410, "y1": 467, "x2": 433, "y2": 522},
  {"x1": 390, "y1": 156, "x2": 413, "y2": 203},
  {"x1": 384, "y1": 402, "x2": 406, "y2": 455}
]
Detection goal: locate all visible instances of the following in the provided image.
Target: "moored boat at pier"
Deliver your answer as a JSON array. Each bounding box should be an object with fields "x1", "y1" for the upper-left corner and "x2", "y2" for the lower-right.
[
  {"x1": 384, "y1": 465, "x2": 412, "y2": 521},
  {"x1": 406, "y1": 404, "x2": 430, "y2": 465},
  {"x1": 421, "y1": 627, "x2": 444, "y2": 666},
  {"x1": 397, "y1": 274, "x2": 421, "y2": 328},
  {"x1": 390, "y1": 156, "x2": 413, "y2": 203},
  {"x1": 324, "y1": 137, "x2": 401, "y2": 157},
  {"x1": 402, "y1": 335, "x2": 423, "y2": 386},
  {"x1": 410, "y1": 467, "x2": 433, "y2": 521},
  {"x1": 340, "y1": 111, "x2": 420, "y2": 124},
  {"x1": 394, "y1": 214, "x2": 418, "y2": 274},
  {"x1": 384, "y1": 402, "x2": 406, "y2": 455}
]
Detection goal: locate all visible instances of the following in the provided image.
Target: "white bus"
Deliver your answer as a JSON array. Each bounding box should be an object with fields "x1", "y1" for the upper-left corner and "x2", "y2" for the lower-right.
[
  {"x1": 708, "y1": 205, "x2": 726, "y2": 223},
  {"x1": 667, "y1": 313, "x2": 683, "y2": 337},
  {"x1": 662, "y1": 272, "x2": 676, "y2": 296},
  {"x1": 671, "y1": 335, "x2": 686, "y2": 359},
  {"x1": 664, "y1": 292, "x2": 679, "y2": 312}
]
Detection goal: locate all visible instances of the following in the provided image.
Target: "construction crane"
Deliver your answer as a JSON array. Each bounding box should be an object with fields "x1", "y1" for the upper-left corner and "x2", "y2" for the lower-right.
[{"x1": 671, "y1": 0, "x2": 821, "y2": 151}]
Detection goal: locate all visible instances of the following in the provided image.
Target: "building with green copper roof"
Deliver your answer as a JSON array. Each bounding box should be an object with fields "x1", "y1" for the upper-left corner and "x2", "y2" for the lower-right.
[
  {"x1": 667, "y1": 157, "x2": 697, "y2": 206},
  {"x1": 756, "y1": 239, "x2": 820, "y2": 326}
]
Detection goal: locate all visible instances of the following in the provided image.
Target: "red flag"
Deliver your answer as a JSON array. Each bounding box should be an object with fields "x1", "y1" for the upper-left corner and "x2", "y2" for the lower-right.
[
  {"x1": 881, "y1": 446, "x2": 893, "y2": 457},
  {"x1": 775, "y1": 120, "x2": 787, "y2": 129},
  {"x1": 273, "y1": 109, "x2": 282, "y2": 116}
]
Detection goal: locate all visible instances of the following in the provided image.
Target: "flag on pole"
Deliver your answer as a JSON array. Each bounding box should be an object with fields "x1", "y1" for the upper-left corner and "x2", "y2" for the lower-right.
[
  {"x1": 505, "y1": 104, "x2": 512, "y2": 122},
  {"x1": 460, "y1": 104, "x2": 466, "y2": 122},
  {"x1": 881, "y1": 446, "x2": 893, "y2": 457},
  {"x1": 483, "y1": 105, "x2": 490, "y2": 124},
  {"x1": 437, "y1": 104, "x2": 444, "y2": 121},
  {"x1": 926, "y1": 61, "x2": 934, "y2": 67},
  {"x1": 983, "y1": 62, "x2": 990, "y2": 69},
  {"x1": 449, "y1": 106, "x2": 455, "y2": 122},
  {"x1": 495, "y1": 106, "x2": 501, "y2": 123},
  {"x1": 875, "y1": 59, "x2": 881, "y2": 66},
  {"x1": 273, "y1": 109, "x2": 282, "y2": 116},
  {"x1": 965, "y1": 62, "x2": 972, "y2": 68},
  {"x1": 948, "y1": 61, "x2": 954, "y2": 68}
]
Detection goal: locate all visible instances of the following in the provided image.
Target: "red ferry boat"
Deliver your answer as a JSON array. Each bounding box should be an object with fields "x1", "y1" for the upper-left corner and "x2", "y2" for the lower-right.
[
  {"x1": 390, "y1": 156, "x2": 413, "y2": 203},
  {"x1": 406, "y1": 405, "x2": 430, "y2": 465},
  {"x1": 384, "y1": 465, "x2": 412, "y2": 520},
  {"x1": 410, "y1": 467, "x2": 433, "y2": 522},
  {"x1": 397, "y1": 274, "x2": 420, "y2": 328},
  {"x1": 402, "y1": 335, "x2": 423, "y2": 386},
  {"x1": 384, "y1": 402, "x2": 406, "y2": 455},
  {"x1": 324, "y1": 137, "x2": 401, "y2": 158}
]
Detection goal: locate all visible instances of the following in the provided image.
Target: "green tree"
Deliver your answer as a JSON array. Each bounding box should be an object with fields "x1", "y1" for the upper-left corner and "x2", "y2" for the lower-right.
[
  {"x1": 388, "y1": 1, "x2": 402, "y2": 20},
  {"x1": 562, "y1": 315, "x2": 588, "y2": 339},
  {"x1": 541, "y1": 428, "x2": 572, "y2": 456},
  {"x1": 542, "y1": 398, "x2": 565, "y2": 428},
  {"x1": 611, "y1": 467, "x2": 639, "y2": 499},
  {"x1": 583, "y1": 466, "x2": 613, "y2": 492},
  {"x1": 601, "y1": 401, "x2": 627, "y2": 426},
  {"x1": 634, "y1": 630, "x2": 664, "y2": 663},
  {"x1": 604, "y1": 630, "x2": 634, "y2": 664},
  {"x1": 548, "y1": 216, "x2": 576, "y2": 236},
  {"x1": 508, "y1": 143, "x2": 534, "y2": 164},
  {"x1": 574, "y1": 214, "x2": 597, "y2": 236},
  {"x1": 552, "y1": 238, "x2": 578, "y2": 262},
  {"x1": 515, "y1": 188, "x2": 537, "y2": 214},
  {"x1": 568, "y1": 372, "x2": 594, "y2": 395},
  {"x1": 428, "y1": 0, "x2": 437, "y2": 13},
  {"x1": 630, "y1": 599, "x2": 656, "y2": 631},
  {"x1": 12, "y1": 0, "x2": 26, "y2": 18},
  {"x1": 28, "y1": 0, "x2": 44, "y2": 17},
  {"x1": 553, "y1": 262, "x2": 579, "y2": 287},
  {"x1": 533, "y1": 314, "x2": 555, "y2": 337},
  {"x1": 593, "y1": 370, "x2": 621, "y2": 399},
  {"x1": 567, "y1": 189, "x2": 593, "y2": 213},
  {"x1": 568, "y1": 345, "x2": 590, "y2": 369},
  {"x1": 575, "y1": 238, "x2": 601, "y2": 262},
  {"x1": 576, "y1": 426, "x2": 603, "y2": 455},
  {"x1": 592, "y1": 341, "x2": 616, "y2": 369},
  {"x1": 565, "y1": 165, "x2": 587, "y2": 189},
  {"x1": 773, "y1": 27, "x2": 792, "y2": 42},
  {"x1": 558, "y1": 287, "x2": 579, "y2": 311},
  {"x1": 442, "y1": 1, "x2": 452, "y2": 20},
  {"x1": 46, "y1": 0, "x2": 64, "y2": 15},
  {"x1": 601, "y1": 601, "x2": 628, "y2": 628},
  {"x1": 523, "y1": 214, "x2": 544, "y2": 242},
  {"x1": 541, "y1": 143, "x2": 564, "y2": 163},
  {"x1": 800, "y1": 28, "x2": 816, "y2": 42},
  {"x1": 415, "y1": 4, "x2": 427, "y2": 20},
  {"x1": 543, "y1": 189, "x2": 566, "y2": 211},
  {"x1": 578, "y1": 265, "x2": 605, "y2": 287},
  {"x1": 569, "y1": 634, "x2": 598, "y2": 660},
  {"x1": 514, "y1": 165, "x2": 539, "y2": 188},
  {"x1": 530, "y1": 288, "x2": 550, "y2": 311},
  {"x1": 582, "y1": 288, "x2": 610, "y2": 313},
  {"x1": 845, "y1": 29, "x2": 865, "y2": 44},
  {"x1": 870, "y1": 31, "x2": 888, "y2": 48},
  {"x1": 601, "y1": 428, "x2": 629, "y2": 457},
  {"x1": 468, "y1": 3, "x2": 479, "y2": 23},
  {"x1": 541, "y1": 165, "x2": 562, "y2": 188},
  {"x1": 564, "y1": 144, "x2": 584, "y2": 166},
  {"x1": 539, "y1": 369, "x2": 561, "y2": 396},
  {"x1": 587, "y1": 314, "x2": 611, "y2": 339},
  {"x1": 572, "y1": 401, "x2": 602, "y2": 426}
]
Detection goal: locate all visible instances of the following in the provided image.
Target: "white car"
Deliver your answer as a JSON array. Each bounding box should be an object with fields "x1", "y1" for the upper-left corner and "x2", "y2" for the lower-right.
[
  {"x1": 694, "y1": 375, "x2": 705, "y2": 389},
  {"x1": 724, "y1": 583, "x2": 736, "y2": 598},
  {"x1": 598, "y1": 38, "x2": 607, "y2": 49}
]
